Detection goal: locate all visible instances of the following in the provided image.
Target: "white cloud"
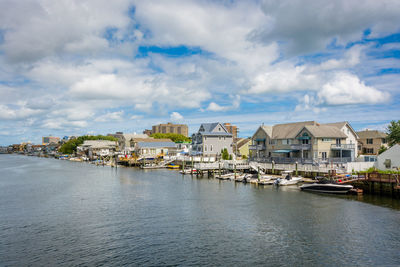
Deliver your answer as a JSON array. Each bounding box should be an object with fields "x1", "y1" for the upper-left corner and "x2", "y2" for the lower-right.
[
  {"x1": 207, "y1": 95, "x2": 240, "y2": 112},
  {"x1": 318, "y1": 73, "x2": 390, "y2": 105},
  {"x1": 170, "y1": 112, "x2": 184, "y2": 122},
  {"x1": 94, "y1": 111, "x2": 124, "y2": 122},
  {"x1": 0, "y1": 0, "x2": 133, "y2": 63},
  {"x1": 255, "y1": 0, "x2": 400, "y2": 55}
]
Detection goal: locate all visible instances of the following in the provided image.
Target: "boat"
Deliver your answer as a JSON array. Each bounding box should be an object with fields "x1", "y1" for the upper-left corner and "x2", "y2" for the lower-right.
[
  {"x1": 257, "y1": 175, "x2": 275, "y2": 185},
  {"x1": 300, "y1": 178, "x2": 353, "y2": 194},
  {"x1": 274, "y1": 171, "x2": 302, "y2": 186},
  {"x1": 166, "y1": 164, "x2": 180, "y2": 169},
  {"x1": 180, "y1": 168, "x2": 197, "y2": 174},
  {"x1": 216, "y1": 173, "x2": 234, "y2": 180}
]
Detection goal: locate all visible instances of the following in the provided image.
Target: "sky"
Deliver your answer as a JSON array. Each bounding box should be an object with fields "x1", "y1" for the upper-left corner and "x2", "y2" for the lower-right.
[{"x1": 0, "y1": 0, "x2": 399, "y2": 145}]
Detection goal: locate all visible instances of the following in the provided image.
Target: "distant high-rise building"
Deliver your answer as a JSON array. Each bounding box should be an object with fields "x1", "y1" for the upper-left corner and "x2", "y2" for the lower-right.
[
  {"x1": 151, "y1": 122, "x2": 189, "y2": 137},
  {"x1": 223, "y1": 123, "x2": 238, "y2": 139},
  {"x1": 42, "y1": 136, "x2": 60, "y2": 145}
]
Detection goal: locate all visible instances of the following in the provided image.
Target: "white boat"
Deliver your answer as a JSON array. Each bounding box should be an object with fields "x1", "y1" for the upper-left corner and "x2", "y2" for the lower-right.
[
  {"x1": 258, "y1": 175, "x2": 275, "y2": 185},
  {"x1": 180, "y1": 168, "x2": 197, "y2": 174},
  {"x1": 216, "y1": 173, "x2": 234, "y2": 180},
  {"x1": 300, "y1": 179, "x2": 353, "y2": 194},
  {"x1": 274, "y1": 171, "x2": 302, "y2": 186}
]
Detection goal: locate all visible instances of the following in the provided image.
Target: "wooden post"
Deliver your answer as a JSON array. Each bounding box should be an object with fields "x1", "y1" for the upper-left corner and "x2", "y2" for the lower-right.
[
  {"x1": 272, "y1": 161, "x2": 274, "y2": 174},
  {"x1": 257, "y1": 166, "x2": 260, "y2": 181},
  {"x1": 234, "y1": 163, "x2": 237, "y2": 179},
  {"x1": 295, "y1": 162, "x2": 298, "y2": 176},
  {"x1": 191, "y1": 156, "x2": 194, "y2": 175}
]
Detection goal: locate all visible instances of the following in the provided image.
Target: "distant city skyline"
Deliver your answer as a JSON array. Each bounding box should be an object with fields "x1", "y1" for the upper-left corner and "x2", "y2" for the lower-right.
[{"x1": 0, "y1": 0, "x2": 399, "y2": 145}]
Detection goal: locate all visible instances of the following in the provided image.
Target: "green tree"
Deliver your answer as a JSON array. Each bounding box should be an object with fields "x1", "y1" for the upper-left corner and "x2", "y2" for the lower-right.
[
  {"x1": 150, "y1": 133, "x2": 191, "y2": 143},
  {"x1": 228, "y1": 154, "x2": 233, "y2": 160},
  {"x1": 386, "y1": 120, "x2": 400, "y2": 147},
  {"x1": 378, "y1": 145, "x2": 388, "y2": 154},
  {"x1": 221, "y1": 148, "x2": 229, "y2": 160}
]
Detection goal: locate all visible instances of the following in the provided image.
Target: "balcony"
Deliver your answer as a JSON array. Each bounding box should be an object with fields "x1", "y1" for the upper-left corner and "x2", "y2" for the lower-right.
[
  {"x1": 331, "y1": 144, "x2": 355, "y2": 150},
  {"x1": 290, "y1": 144, "x2": 311, "y2": 150},
  {"x1": 249, "y1": 144, "x2": 266, "y2": 150}
]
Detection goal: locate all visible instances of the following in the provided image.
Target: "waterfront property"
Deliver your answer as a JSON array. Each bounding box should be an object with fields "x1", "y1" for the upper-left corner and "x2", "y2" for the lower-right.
[
  {"x1": 250, "y1": 121, "x2": 357, "y2": 164},
  {"x1": 191, "y1": 122, "x2": 233, "y2": 157},
  {"x1": 357, "y1": 129, "x2": 388, "y2": 156},
  {"x1": 108, "y1": 132, "x2": 150, "y2": 154},
  {"x1": 77, "y1": 140, "x2": 117, "y2": 159},
  {"x1": 42, "y1": 136, "x2": 60, "y2": 145},
  {"x1": 135, "y1": 141, "x2": 177, "y2": 159},
  {"x1": 234, "y1": 138, "x2": 251, "y2": 158}
]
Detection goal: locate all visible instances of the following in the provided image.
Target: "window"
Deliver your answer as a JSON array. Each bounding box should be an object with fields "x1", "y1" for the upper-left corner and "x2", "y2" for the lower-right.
[
  {"x1": 210, "y1": 145, "x2": 213, "y2": 152},
  {"x1": 382, "y1": 138, "x2": 387, "y2": 144},
  {"x1": 347, "y1": 129, "x2": 350, "y2": 134},
  {"x1": 366, "y1": 148, "x2": 374, "y2": 154},
  {"x1": 367, "y1": 139, "x2": 373, "y2": 144},
  {"x1": 282, "y1": 139, "x2": 291, "y2": 145},
  {"x1": 321, "y1": 152, "x2": 327, "y2": 159},
  {"x1": 322, "y1": 138, "x2": 332, "y2": 142},
  {"x1": 204, "y1": 145, "x2": 207, "y2": 152}
]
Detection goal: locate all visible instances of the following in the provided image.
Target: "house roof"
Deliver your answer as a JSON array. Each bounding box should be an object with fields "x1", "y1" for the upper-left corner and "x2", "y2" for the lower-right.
[
  {"x1": 137, "y1": 142, "x2": 176, "y2": 148},
  {"x1": 303, "y1": 125, "x2": 347, "y2": 138},
  {"x1": 236, "y1": 138, "x2": 251, "y2": 149},
  {"x1": 81, "y1": 140, "x2": 117, "y2": 148},
  {"x1": 357, "y1": 130, "x2": 387, "y2": 139},
  {"x1": 198, "y1": 122, "x2": 232, "y2": 137},
  {"x1": 324, "y1": 121, "x2": 359, "y2": 138},
  {"x1": 271, "y1": 121, "x2": 316, "y2": 139},
  {"x1": 123, "y1": 133, "x2": 149, "y2": 141},
  {"x1": 132, "y1": 138, "x2": 172, "y2": 143}
]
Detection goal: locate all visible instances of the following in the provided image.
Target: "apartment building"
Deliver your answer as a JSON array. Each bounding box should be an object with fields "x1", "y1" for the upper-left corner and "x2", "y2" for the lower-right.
[
  {"x1": 151, "y1": 122, "x2": 189, "y2": 137},
  {"x1": 42, "y1": 136, "x2": 60, "y2": 145}
]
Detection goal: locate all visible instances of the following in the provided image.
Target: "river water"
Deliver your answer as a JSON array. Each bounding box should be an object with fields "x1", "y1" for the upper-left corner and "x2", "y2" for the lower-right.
[{"x1": 1, "y1": 154, "x2": 400, "y2": 266}]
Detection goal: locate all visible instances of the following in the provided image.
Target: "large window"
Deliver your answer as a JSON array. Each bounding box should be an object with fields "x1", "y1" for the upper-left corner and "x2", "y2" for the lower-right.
[{"x1": 367, "y1": 139, "x2": 373, "y2": 144}]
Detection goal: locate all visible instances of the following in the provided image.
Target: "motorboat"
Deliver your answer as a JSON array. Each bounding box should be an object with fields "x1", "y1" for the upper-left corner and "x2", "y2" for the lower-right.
[
  {"x1": 300, "y1": 179, "x2": 353, "y2": 194},
  {"x1": 257, "y1": 175, "x2": 275, "y2": 185},
  {"x1": 180, "y1": 168, "x2": 197, "y2": 174},
  {"x1": 274, "y1": 171, "x2": 302, "y2": 186},
  {"x1": 216, "y1": 173, "x2": 234, "y2": 180}
]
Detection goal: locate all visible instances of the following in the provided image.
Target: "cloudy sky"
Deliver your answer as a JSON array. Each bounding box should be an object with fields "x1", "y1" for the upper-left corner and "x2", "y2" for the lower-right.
[{"x1": 0, "y1": 0, "x2": 399, "y2": 144}]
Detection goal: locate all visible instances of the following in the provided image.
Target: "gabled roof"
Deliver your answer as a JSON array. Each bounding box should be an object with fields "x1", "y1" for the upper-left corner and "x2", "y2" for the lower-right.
[
  {"x1": 81, "y1": 140, "x2": 117, "y2": 148},
  {"x1": 324, "y1": 121, "x2": 359, "y2": 139},
  {"x1": 236, "y1": 138, "x2": 251, "y2": 149},
  {"x1": 132, "y1": 138, "x2": 172, "y2": 143},
  {"x1": 198, "y1": 122, "x2": 232, "y2": 137},
  {"x1": 303, "y1": 125, "x2": 347, "y2": 138},
  {"x1": 271, "y1": 121, "x2": 316, "y2": 139},
  {"x1": 123, "y1": 133, "x2": 149, "y2": 141},
  {"x1": 357, "y1": 130, "x2": 387, "y2": 139},
  {"x1": 137, "y1": 142, "x2": 176, "y2": 148}
]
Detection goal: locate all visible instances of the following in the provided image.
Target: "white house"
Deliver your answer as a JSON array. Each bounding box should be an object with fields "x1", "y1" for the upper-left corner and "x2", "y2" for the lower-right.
[{"x1": 374, "y1": 144, "x2": 400, "y2": 170}]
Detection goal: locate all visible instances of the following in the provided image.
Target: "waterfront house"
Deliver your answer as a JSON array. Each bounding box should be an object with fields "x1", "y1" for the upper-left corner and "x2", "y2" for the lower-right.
[
  {"x1": 135, "y1": 141, "x2": 177, "y2": 159},
  {"x1": 250, "y1": 121, "x2": 357, "y2": 164},
  {"x1": 108, "y1": 132, "x2": 150, "y2": 153},
  {"x1": 191, "y1": 123, "x2": 233, "y2": 157},
  {"x1": 357, "y1": 130, "x2": 388, "y2": 156},
  {"x1": 77, "y1": 140, "x2": 117, "y2": 159},
  {"x1": 235, "y1": 138, "x2": 251, "y2": 158},
  {"x1": 374, "y1": 144, "x2": 400, "y2": 170}
]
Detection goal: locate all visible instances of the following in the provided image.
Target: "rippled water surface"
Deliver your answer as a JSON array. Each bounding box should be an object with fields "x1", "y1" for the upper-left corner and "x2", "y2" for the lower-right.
[{"x1": 1, "y1": 155, "x2": 400, "y2": 266}]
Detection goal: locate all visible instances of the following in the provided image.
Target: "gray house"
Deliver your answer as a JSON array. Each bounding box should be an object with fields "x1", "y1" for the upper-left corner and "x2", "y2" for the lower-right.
[{"x1": 191, "y1": 123, "x2": 233, "y2": 156}]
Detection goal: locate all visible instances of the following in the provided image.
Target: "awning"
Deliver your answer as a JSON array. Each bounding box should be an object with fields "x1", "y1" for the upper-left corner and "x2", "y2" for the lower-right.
[
  {"x1": 255, "y1": 138, "x2": 266, "y2": 142},
  {"x1": 273, "y1": 149, "x2": 292, "y2": 153}
]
